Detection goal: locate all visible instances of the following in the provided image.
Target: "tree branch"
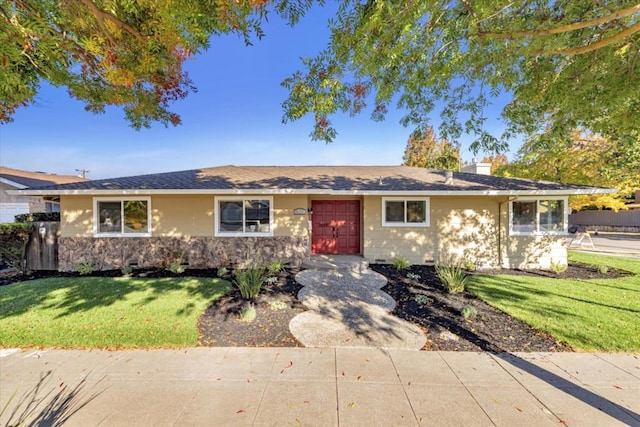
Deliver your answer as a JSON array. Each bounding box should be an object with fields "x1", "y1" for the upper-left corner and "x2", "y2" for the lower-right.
[
  {"x1": 77, "y1": 0, "x2": 146, "y2": 43},
  {"x1": 477, "y1": 3, "x2": 640, "y2": 38},
  {"x1": 542, "y1": 19, "x2": 640, "y2": 55}
]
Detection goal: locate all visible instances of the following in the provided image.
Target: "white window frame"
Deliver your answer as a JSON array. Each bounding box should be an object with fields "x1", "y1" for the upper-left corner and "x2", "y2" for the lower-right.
[
  {"x1": 381, "y1": 197, "x2": 430, "y2": 227},
  {"x1": 45, "y1": 201, "x2": 60, "y2": 213},
  {"x1": 215, "y1": 196, "x2": 274, "y2": 237},
  {"x1": 509, "y1": 196, "x2": 568, "y2": 236},
  {"x1": 93, "y1": 197, "x2": 152, "y2": 237}
]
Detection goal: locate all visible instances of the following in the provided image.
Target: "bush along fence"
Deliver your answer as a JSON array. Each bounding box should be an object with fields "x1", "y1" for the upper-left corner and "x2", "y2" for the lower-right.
[
  {"x1": 0, "y1": 223, "x2": 33, "y2": 272},
  {"x1": 14, "y1": 212, "x2": 60, "y2": 223}
]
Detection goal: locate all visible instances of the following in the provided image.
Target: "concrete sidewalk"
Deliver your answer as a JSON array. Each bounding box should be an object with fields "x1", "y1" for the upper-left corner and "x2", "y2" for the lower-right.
[{"x1": 1, "y1": 348, "x2": 639, "y2": 426}]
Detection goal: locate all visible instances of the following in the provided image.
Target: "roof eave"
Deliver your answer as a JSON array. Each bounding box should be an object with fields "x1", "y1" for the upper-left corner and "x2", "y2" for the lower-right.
[
  {"x1": 7, "y1": 188, "x2": 617, "y2": 197},
  {"x1": 0, "y1": 178, "x2": 28, "y2": 189}
]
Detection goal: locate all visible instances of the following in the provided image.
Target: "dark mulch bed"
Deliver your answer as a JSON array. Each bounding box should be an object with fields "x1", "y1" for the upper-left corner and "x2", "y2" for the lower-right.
[
  {"x1": 479, "y1": 263, "x2": 631, "y2": 280},
  {"x1": 1, "y1": 262, "x2": 629, "y2": 351},
  {"x1": 371, "y1": 265, "x2": 565, "y2": 352},
  {"x1": 197, "y1": 270, "x2": 306, "y2": 347}
]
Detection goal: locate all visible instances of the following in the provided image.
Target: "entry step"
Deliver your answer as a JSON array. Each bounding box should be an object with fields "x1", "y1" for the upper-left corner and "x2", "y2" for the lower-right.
[{"x1": 301, "y1": 255, "x2": 369, "y2": 272}]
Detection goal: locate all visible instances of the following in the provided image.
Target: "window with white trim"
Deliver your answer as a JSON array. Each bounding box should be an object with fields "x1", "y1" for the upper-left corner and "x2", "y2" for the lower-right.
[
  {"x1": 215, "y1": 196, "x2": 273, "y2": 236},
  {"x1": 510, "y1": 198, "x2": 567, "y2": 235},
  {"x1": 382, "y1": 197, "x2": 430, "y2": 227},
  {"x1": 94, "y1": 198, "x2": 151, "y2": 237}
]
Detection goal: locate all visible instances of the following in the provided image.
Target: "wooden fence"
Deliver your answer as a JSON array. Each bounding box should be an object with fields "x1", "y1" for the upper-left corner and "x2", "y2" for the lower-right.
[
  {"x1": 569, "y1": 210, "x2": 640, "y2": 232},
  {"x1": 25, "y1": 221, "x2": 59, "y2": 270}
]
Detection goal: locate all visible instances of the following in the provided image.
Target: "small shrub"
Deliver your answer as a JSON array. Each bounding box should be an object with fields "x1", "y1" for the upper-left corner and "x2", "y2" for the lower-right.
[
  {"x1": 168, "y1": 250, "x2": 186, "y2": 274},
  {"x1": 597, "y1": 265, "x2": 609, "y2": 274},
  {"x1": 235, "y1": 263, "x2": 266, "y2": 299},
  {"x1": 406, "y1": 272, "x2": 421, "y2": 281},
  {"x1": 239, "y1": 305, "x2": 257, "y2": 322},
  {"x1": 549, "y1": 260, "x2": 568, "y2": 274},
  {"x1": 169, "y1": 260, "x2": 185, "y2": 274},
  {"x1": 75, "y1": 261, "x2": 94, "y2": 275},
  {"x1": 265, "y1": 276, "x2": 278, "y2": 285},
  {"x1": 266, "y1": 260, "x2": 286, "y2": 275},
  {"x1": 463, "y1": 260, "x2": 476, "y2": 272},
  {"x1": 391, "y1": 255, "x2": 411, "y2": 271},
  {"x1": 414, "y1": 294, "x2": 432, "y2": 305},
  {"x1": 269, "y1": 300, "x2": 288, "y2": 311},
  {"x1": 121, "y1": 265, "x2": 133, "y2": 276},
  {"x1": 461, "y1": 305, "x2": 478, "y2": 319},
  {"x1": 435, "y1": 263, "x2": 467, "y2": 294},
  {"x1": 217, "y1": 266, "x2": 228, "y2": 277}
]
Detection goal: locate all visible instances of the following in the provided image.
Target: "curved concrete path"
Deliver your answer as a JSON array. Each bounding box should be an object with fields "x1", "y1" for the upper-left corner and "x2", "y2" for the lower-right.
[{"x1": 289, "y1": 257, "x2": 426, "y2": 349}]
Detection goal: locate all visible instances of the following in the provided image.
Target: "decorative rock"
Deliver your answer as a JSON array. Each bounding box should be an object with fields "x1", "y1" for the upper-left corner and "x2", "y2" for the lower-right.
[{"x1": 58, "y1": 236, "x2": 308, "y2": 272}]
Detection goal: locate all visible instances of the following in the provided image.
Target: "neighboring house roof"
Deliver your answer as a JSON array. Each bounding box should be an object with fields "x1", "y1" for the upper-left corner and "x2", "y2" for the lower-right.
[
  {"x1": 8, "y1": 165, "x2": 614, "y2": 196},
  {"x1": 0, "y1": 166, "x2": 88, "y2": 189}
]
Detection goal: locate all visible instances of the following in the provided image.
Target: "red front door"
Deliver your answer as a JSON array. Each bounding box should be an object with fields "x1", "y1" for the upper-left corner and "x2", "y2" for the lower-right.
[{"x1": 311, "y1": 200, "x2": 360, "y2": 254}]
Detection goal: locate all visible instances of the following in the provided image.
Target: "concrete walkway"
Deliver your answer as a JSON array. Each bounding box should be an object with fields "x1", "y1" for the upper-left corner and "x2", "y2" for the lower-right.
[
  {"x1": 1, "y1": 348, "x2": 639, "y2": 426},
  {"x1": 289, "y1": 256, "x2": 426, "y2": 349}
]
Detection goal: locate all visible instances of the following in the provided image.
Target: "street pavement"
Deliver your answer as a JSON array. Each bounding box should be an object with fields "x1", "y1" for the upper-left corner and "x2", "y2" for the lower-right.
[
  {"x1": 1, "y1": 347, "x2": 639, "y2": 426},
  {"x1": 567, "y1": 232, "x2": 640, "y2": 257}
]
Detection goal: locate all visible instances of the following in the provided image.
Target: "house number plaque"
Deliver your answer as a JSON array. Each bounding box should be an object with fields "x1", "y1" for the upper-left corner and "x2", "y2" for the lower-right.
[{"x1": 293, "y1": 208, "x2": 307, "y2": 215}]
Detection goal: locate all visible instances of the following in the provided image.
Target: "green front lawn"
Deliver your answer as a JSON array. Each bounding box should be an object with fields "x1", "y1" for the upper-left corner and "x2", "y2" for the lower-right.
[
  {"x1": 0, "y1": 276, "x2": 231, "y2": 348},
  {"x1": 467, "y1": 252, "x2": 640, "y2": 351}
]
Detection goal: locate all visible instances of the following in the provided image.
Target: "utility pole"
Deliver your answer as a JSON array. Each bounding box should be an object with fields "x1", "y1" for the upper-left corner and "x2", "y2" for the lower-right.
[{"x1": 75, "y1": 168, "x2": 90, "y2": 178}]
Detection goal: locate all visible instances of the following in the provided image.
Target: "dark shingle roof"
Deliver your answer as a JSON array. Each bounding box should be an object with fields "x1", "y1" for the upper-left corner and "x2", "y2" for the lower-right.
[{"x1": 15, "y1": 165, "x2": 611, "y2": 195}]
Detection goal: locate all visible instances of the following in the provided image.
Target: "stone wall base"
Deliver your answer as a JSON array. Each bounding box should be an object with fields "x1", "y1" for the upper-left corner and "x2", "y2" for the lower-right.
[{"x1": 58, "y1": 236, "x2": 309, "y2": 272}]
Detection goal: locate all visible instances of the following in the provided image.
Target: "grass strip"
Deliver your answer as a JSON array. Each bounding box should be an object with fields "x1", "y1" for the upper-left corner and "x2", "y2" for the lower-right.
[
  {"x1": 467, "y1": 252, "x2": 640, "y2": 351},
  {"x1": 0, "y1": 276, "x2": 230, "y2": 348}
]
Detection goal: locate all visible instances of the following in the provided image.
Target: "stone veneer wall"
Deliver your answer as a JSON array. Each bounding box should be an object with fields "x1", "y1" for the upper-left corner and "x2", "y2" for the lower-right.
[{"x1": 58, "y1": 236, "x2": 309, "y2": 272}]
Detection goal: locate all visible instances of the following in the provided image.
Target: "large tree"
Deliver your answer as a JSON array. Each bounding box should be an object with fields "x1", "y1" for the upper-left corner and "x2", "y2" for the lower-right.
[
  {"x1": 496, "y1": 130, "x2": 640, "y2": 210},
  {"x1": 3, "y1": 0, "x2": 640, "y2": 152},
  {"x1": 0, "y1": 0, "x2": 289, "y2": 127},
  {"x1": 402, "y1": 127, "x2": 460, "y2": 170},
  {"x1": 282, "y1": 1, "x2": 640, "y2": 153}
]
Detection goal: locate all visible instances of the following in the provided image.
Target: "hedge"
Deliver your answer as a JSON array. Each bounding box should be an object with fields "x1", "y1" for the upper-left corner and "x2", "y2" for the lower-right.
[
  {"x1": 14, "y1": 212, "x2": 60, "y2": 223},
  {"x1": 0, "y1": 223, "x2": 33, "y2": 272}
]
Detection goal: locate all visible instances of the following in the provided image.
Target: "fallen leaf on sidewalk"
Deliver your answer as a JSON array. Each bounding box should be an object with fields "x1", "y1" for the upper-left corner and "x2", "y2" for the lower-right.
[
  {"x1": 236, "y1": 409, "x2": 245, "y2": 414},
  {"x1": 281, "y1": 360, "x2": 294, "y2": 374},
  {"x1": 348, "y1": 402, "x2": 356, "y2": 408}
]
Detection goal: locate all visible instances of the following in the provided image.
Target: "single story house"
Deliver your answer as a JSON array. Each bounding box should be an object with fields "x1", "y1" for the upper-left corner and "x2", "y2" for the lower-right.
[
  {"x1": 9, "y1": 165, "x2": 613, "y2": 271},
  {"x1": 0, "y1": 167, "x2": 88, "y2": 223}
]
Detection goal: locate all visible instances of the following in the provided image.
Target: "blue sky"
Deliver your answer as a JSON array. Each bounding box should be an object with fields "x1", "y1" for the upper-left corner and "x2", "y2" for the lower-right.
[{"x1": 0, "y1": 4, "x2": 514, "y2": 180}]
